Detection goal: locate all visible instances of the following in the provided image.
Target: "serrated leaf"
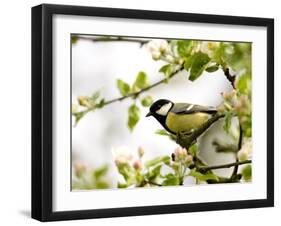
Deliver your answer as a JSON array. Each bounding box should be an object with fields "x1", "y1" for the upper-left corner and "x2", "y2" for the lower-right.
[
  {"x1": 189, "y1": 169, "x2": 219, "y2": 182},
  {"x1": 145, "y1": 156, "x2": 170, "y2": 168},
  {"x1": 117, "y1": 79, "x2": 131, "y2": 96},
  {"x1": 146, "y1": 165, "x2": 162, "y2": 180},
  {"x1": 189, "y1": 52, "x2": 211, "y2": 81},
  {"x1": 141, "y1": 95, "x2": 153, "y2": 107},
  {"x1": 133, "y1": 71, "x2": 149, "y2": 90},
  {"x1": 162, "y1": 174, "x2": 180, "y2": 186},
  {"x1": 128, "y1": 104, "x2": 140, "y2": 131},
  {"x1": 159, "y1": 64, "x2": 174, "y2": 78}
]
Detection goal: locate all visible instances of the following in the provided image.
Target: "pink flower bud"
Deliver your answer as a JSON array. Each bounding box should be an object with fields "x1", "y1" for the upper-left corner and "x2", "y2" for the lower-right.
[
  {"x1": 185, "y1": 154, "x2": 194, "y2": 166},
  {"x1": 133, "y1": 160, "x2": 142, "y2": 170}
]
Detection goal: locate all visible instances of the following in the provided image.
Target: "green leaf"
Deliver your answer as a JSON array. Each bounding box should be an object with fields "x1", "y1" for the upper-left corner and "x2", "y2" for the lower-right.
[
  {"x1": 73, "y1": 111, "x2": 87, "y2": 126},
  {"x1": 241, "y1": 165, "x2": 252, "y2": 181},
  {"x1": 236, "y1": 73, "x2": 251, "y2": 94},
  {"x1": 133, "y1": 71, "x2": 149, "y2": 90},
  {"x1": 205, "y1": 65, "x2": 219, "y2": 73},
  {"x1": 189, "y1": 144, "x2": 198, "y2": 156},
  {"x1": 155, "y1": 129, "x2": 171, "y2": 136},
  {"x1": 118, "y1": 182, "x2": 128, "y2": 188},
  {"x1": 223, "y1": 112, "x2": 233, "y2": 133},
  {"x1": 95, "y1": 181, "x2": 109, "y2": 189},
  {"x1": 155, "y1": 129, "x2": 176, "y2": 141},
  {"x1": 117, "y1": 79, "x2": 131, "y2": 96},
  {"x1": 141, "y1": 95, "x2": 153, "y2": 107},
  {"x1": 145, "y1": 156, "x2": 170, "y2": 168},
  {"x1": 128, "y1": 104, "x2": 141, "y2": 131},
  {"x1": 189, "y1": 52, "x2": 211, "y2": 81},
  {"x1": 189, "y1": 169, "x2": 219, "y2": 182},
  {"x1": 146, "y1": 165, "x2": 162, "y2": 180},
  {"x1": 93, "y1": 165, "x2": 108, "y2": 179},
  {"x1": 96, "y1": 98, "x2": 105, "y2": 108},
  {"x1": 177, "y1": 40, "x2": 193, "y2": 57},
  {"x1": 162, "y1": 174, "x2": 180, "y2": 186},
  {"x1": 183, "y1": 56, "x2": 193, "y2": 71},
  {"x1": 159, "y1": 64, "x2": 174, "y2": 78}
]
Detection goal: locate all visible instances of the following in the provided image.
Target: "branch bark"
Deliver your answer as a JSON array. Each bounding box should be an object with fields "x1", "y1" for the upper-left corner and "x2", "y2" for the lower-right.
[
  {"x1": 75, "y1": 65, "x2": 184, "y2": 119},
  {"x1": 176, "y1": 113, "x2": 224, "y2": 150},
  {"x1": 73, "y1": 36, "x2": 149, "y2": 46}
]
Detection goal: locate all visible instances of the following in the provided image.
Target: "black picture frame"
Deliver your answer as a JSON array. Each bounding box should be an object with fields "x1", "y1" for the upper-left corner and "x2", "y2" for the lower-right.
[{"x1": 32, "y1": 3, "x2": 274, "y2": 222}]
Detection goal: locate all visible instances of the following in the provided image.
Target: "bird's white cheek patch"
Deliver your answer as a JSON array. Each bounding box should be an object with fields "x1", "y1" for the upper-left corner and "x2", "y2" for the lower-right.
[{"x1": 156, "y1": 103, "x2": 172, "y2": 116}]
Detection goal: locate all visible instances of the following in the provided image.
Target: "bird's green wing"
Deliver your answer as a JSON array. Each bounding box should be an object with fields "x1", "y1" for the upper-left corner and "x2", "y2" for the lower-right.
[{"x1": 171, "y1": 103, "x2": 217, "y2": 115}]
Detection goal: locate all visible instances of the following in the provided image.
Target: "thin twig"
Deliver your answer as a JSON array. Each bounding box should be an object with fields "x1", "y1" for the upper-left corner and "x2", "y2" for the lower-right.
[
  {"x1": 231, "y1": 124, "x2": 243, "y2": 178},
  {"x1": 76, "y1": 65, "x2": 184, "y2": 117},
  {"x1": 73, "y1": 36, "x2": 149, "y2": 46},
  {"x1": 198, "y1": 160, "x2": 251, "y2": 171}
]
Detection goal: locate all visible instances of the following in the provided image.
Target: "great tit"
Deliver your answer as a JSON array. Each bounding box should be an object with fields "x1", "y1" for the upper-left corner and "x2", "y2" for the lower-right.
[{"x1": 146, "y1": 99, "x2": 217, "y2": 135}]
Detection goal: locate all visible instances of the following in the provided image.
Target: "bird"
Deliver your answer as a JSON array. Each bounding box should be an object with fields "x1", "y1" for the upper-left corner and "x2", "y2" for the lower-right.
[{"x1": 146, "y1": 99, "x2": 217, "y2": 135}]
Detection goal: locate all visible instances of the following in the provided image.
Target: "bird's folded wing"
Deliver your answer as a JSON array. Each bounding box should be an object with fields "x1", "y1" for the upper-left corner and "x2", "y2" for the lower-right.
[{"x1": 171, "y1": 103, "x2": 217, "y2": 115}]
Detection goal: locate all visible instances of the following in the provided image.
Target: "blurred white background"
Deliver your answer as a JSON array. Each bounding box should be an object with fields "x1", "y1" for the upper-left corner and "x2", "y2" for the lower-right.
[
  {"x1": 0, "y1": 0, "x2": 279, "y2": 225},
  {"x1": 72, "y1": 36, "x2": 237, "y2": 184}
]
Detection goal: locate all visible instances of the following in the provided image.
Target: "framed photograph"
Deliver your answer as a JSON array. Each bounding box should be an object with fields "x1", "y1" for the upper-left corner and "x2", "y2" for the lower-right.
[{"x1": 32, "y1": 4, "x2": 274, "y2": 221}]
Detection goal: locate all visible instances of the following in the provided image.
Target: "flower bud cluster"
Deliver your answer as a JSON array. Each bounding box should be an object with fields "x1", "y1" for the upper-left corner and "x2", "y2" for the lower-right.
[{"x1": 172, "y1": 146, "x2": 194, "y2": 167}]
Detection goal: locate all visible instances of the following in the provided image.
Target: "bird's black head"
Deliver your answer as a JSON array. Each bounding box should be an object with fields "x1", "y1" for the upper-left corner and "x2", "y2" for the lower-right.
[{"x1": 146, "y1": 99, "x2": 173, "y2": 118}]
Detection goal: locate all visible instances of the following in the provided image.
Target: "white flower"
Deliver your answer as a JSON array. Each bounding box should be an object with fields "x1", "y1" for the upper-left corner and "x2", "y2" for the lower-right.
[
  {"x1": 147, "y1": 39, "x2": 169, "y2": 60},
  {"x1": 237, "y1": 140, "x2": 252, "y2": 161},
  {"x1": 198, "y1": 41, "x2": 220, "y2": 58}
]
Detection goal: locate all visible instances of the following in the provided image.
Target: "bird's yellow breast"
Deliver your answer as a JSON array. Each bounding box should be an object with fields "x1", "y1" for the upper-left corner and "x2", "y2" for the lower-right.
[{"x1": 166, "y1": 112, "x2": 211, "y2": 134}]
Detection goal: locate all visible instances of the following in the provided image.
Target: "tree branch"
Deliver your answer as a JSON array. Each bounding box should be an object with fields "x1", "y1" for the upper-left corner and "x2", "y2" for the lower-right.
[
  {"x1": 73, "y1": 36, "x2": 149, "y2": 46},
  {"x1": 230, "y1": 123, "x2": 243, "y2": 179},
  {"x1": 198, "y1": 160, "x2": 251, "y2": 172},
  {"x1": 176, "y1": 113, "x2": 224, "y2": 150},
  {"x1": 74, "y1": 65, "x2": 184, "y2": 120}
]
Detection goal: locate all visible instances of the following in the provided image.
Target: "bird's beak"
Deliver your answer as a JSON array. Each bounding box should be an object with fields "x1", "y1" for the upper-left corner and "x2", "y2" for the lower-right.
[{"x1": 146, "y1": 112, "x2": 152, "y2": 117}]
